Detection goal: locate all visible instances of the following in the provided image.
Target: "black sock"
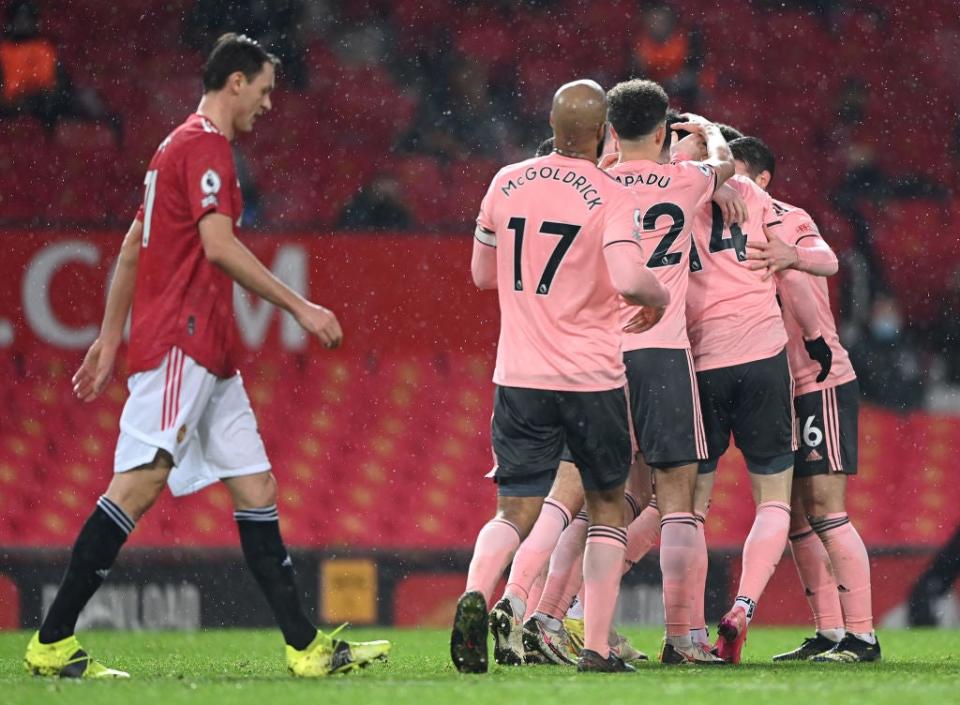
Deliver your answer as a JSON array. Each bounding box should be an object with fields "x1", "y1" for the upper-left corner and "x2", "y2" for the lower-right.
[
  {"x1": 236, "y1": 505, "x2": 316, "y2": 650},
  {"x1": 39, "y1": 496, "x2": 134, "y2": 643}
]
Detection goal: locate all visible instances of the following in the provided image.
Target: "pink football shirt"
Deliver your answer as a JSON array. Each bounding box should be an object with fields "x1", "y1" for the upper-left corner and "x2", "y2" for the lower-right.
[
  {"x1": 606, "y1": 159, "x2": 716, "y2": 350},
  {"x1": 476, "y1": 152, "x2": 643, "y2": 391},
  {"x1": 686, "y1": 175, "x2": 787, "y2": 371},
  {"x1": 772, "y1": 199, "x2": 856, "y2": 396}
]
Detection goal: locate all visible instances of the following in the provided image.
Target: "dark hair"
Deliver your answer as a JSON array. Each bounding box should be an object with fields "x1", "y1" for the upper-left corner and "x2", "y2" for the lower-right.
[
  {"x1": 729, "y1": 136, "x2": 776, "y2": 179},
  {"x1": 606, "y1": 79, "x2": 669, "y2": 140},
  {"x1": 717, "y1": 123, "x2": 743, "y2": 142},
  {"x1": 202, "y1": 33, "x2": 280, "y2": 92},
  {"x1": 535, "y1": 136, "x2": 555, "y2": 157}
]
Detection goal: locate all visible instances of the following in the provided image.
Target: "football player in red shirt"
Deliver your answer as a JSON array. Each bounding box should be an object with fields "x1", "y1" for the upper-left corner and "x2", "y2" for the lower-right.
[{"x1": 25, "y1": 33, "x2": 389, "y2": 679}]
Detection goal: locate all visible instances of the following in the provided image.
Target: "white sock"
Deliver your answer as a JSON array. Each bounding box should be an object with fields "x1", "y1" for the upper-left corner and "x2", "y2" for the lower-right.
[
  {"x1": 817, "y1": 628, "x2": 845, "y2": 643},
  {"x1": 666, "y1": 634, "x2": 693, "y2": 649},
  {"x1": 506, "y1": 594, "x2": 525, "y2": 622},
  {"x1": 534, "y1": 612, "x2": 562, "y2": 632},
  {"x1": 733, "y1": 596, "x2": 757, "y2": 623},
  {"x1": 851, "y1": 631, "x2": 876, "y2": 645},
  {"x1": 566, "y1": 598, "x2": 584, "y2": 620},
  {"x1": 690, "y1": 627, "x2": 709, "y2": 645}
]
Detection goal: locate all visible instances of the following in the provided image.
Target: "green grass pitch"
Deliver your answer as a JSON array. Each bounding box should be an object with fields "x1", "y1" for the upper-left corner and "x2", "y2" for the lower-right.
[{"x1": 2, "y1": 627, "x2": 959, "y2": 705}]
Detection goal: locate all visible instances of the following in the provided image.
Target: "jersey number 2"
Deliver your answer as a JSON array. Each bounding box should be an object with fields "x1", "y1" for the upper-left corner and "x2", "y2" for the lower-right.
[
  {"x1": 142, "y1": 169, "x2": 159, "y2": 248},
  {"x1": 507, "y1": 217, "x2": 581, "y2": 295}
]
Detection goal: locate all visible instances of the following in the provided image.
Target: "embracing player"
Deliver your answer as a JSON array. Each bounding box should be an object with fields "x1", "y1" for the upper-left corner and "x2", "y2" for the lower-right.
[
  {"x1": 24, "y1": 34, "x2": 389, "y2": 679},
  {"x1": 451, "y1": 79, "x2": 669, "y2": 674},
  {"x1": 733, "y1": 136, "x2": 880, "y2": 662},
  {"x1": 675, "y1": 124, "x2": 825, "y2": 663}
]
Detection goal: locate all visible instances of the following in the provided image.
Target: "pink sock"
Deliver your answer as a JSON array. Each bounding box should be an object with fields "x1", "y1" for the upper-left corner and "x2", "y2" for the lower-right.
[
  {"x1": 624, "y1": 502, "x2": 661, "y2": 573},
  {"x1": 735, "y1": 501, "x2": 790, "y2": 613},
  {"x1": 583, "y1": 526, "x2": 627, "y2": 658},
  {"x1": 524, "y1": 567, "x2": 547, "y2": 622},
  {"x1": 789, "y1": 523, "x2": 843, "y2": 632},
  {"x1": 691, "y1": 511, "x2": 708, "y2": 631},
  {"x1": 504, "y1": 499, "x2": 571, "y2": 608},
  {"x1": 812, "y1": 514, "x2": 873, "y2": 633},
  {"x1": 466, "y1": 518, "x2": 521, "y2": 606},
  {"x1": 536, "y1": 510, "x2": 587, "y2": 619},
  {"x1": 660, "y1": 513, "x2": 698, "y2": 638}
]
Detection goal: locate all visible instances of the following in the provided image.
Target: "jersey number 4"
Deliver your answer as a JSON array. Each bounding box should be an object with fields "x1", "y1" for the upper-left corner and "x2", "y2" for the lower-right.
[
  {"x1": 507, "y1": 217, "x2": 581, "y2": 295},
  {"x1": 689, "y1": 203, "x2": 747, "y2": 272}
]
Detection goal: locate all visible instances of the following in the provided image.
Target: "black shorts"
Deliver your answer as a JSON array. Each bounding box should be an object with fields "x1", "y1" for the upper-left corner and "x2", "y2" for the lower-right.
[
  {"x1": 492, "y1": 385, "x2": 633, "y2": 493},
  {"x1": 793, "y1": 379, "x2": 859, "y2": 477},
  {"x1": 625, "y1": 348, "x2": 708, "y2": 469},
  {"x1": 696, "y1": 348, "x2": 796, "y2": 472}
]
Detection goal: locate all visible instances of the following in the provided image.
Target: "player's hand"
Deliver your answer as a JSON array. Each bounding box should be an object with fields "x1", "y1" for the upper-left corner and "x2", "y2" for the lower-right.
[
  {"x1": 712, "y1": 183, "x2": 749, "y2": 226},
  {"x1": 295, "y1": 301, "x2": 343, "y2": 350},
  {"x1": 747, "y1": 221, "x2": 799, "y2": 280},
  {"x1": 671, "y1": 112, "x2": 713, "y2": 137},
  {"x1": 597, "y1": 152, "x2": 619, "y2": 170},
  {"x1": 804, "y1": 336, "x2": 833, "y2": 383},
  {"x1": 622, "y1": 305, "x2": 666, "y2": 334},
  {"x1": 72, "y1": 336, "x2": 119, "y2": 402}
]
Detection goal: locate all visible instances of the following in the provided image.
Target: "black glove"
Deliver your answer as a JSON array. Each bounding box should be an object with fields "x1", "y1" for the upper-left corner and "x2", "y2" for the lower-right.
[{"x1": 804, "y1": 336, "x2": 833, "y2": 383}]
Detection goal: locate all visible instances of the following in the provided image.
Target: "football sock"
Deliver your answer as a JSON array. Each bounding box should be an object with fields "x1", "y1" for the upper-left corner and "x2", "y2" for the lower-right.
[
  {"x1": 39, "y1": 496, "x2": 134, "y2": 644},
  {"x1": 811, "y1": 513, "x2": 874, "y2": 635},
  {"x1": 623, "y1": 491, "x2": 643, "y2": 523},
  {"x1": 735, "y1": 500, "x2": 791, "y2": 616},
  {"x1": 504, "y1": 499, "x2": 571, "y2": 615},
  {"x1": 235, "y1": 505, "x2": 316, "y2": 651},
  {"x1": 660, "y1": 513, "x2": 698, "y2": 638},
  {"x1": 789, "y1": 522, "x2": 844, "y2": 633},
  {"x1": 535, "y1": 510, "x2": 587, "y2": 619},
  {"x1": 465, "y1": 517, "x2": 521, "y2": 606},
  {"x1": 690, "y1": 510, "x2": 709, "y2": 632},
  {"x1": 524, "y1": 568, "x2": 547, "y2": 622},
  {"x1": 583, "y1": 525, "x2": 627, "y2": 659},
  {"x1": 623, "y1": 502, "x2": 661, "y2": 574}
]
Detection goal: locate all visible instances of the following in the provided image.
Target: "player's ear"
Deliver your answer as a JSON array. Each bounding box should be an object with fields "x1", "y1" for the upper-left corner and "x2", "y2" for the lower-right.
[
  {"x1": 655, "y1": 122, "x2": 666, "y2": 147},
  {"x1": 758, "y1": 171, "x2": 771, "y2": 189},
  {"x1": 229, "y1": 70, "x2": 246, "y2": 95}
]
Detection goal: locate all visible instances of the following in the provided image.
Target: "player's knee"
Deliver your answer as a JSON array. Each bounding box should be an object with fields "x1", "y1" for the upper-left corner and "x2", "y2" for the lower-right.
[
  {"x1": 229, "y1": 472, "x2": 277, "y2": 510},
  {"x1": 106, "y1": 473, "x2": 166, "y2": 520}
]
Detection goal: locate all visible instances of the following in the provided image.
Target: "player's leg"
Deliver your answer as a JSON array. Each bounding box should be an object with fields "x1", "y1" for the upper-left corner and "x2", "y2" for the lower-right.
[
  {"x1": 561, "y1": 387, "x2": 636, "y2": 673},
  {"x1": 26, "y1": 455, "x2": 171, "y2": 679},
  {"x1": 201, "y1": 373, "x2": 388, "y2": 676},
  {"x1": 453, "y1": 386, "x2": 562, "y2": 673},
  {"x1": 688, "y1": 361, "x2": 735, "y2": 651},
  {"x1": 690, "y1": 470, "x2": 715, "y2": 648},
  {"x1": 494, "y1": 460, "x2": 583, "y2": 662},
  {"x1": 624, "y1": 459, "x2": 659, "y2": 572},
  {"x1": 799, "y1": 381, "x2": 879, "y2": 662},
  {"x1": 774, "y1": 387, "x2": 846, "y2": 661},
  {"x1": 25, "y1": 350, "x2": 202, "y2": 679},
  {"x1": 716, "y1": 350, "x2": 795, "y2": 664}
]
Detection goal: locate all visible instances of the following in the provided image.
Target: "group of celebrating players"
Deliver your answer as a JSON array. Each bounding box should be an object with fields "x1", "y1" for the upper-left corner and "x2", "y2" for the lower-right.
[
  {"x1": 20, "y1": 33, "x2": 878, "y2": 682},
  {"x1": 451, "y1": 77, "x2": 880, "y2": 673}
]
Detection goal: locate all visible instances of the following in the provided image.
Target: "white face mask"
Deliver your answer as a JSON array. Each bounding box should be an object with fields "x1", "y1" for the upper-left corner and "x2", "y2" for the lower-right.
[{"x1": 871, "y1": 314, "x2": 901, "y2": 341}]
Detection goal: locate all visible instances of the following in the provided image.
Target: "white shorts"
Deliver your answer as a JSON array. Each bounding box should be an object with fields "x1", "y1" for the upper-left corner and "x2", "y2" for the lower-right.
[{"x1": 115, "y1": 347, "x2": 271, "y2": 496}]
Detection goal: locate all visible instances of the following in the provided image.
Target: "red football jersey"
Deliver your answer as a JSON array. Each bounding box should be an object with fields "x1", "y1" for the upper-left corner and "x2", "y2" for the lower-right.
[{"x1": 129, "y1": 113, "x2": 243, "y2": 378}]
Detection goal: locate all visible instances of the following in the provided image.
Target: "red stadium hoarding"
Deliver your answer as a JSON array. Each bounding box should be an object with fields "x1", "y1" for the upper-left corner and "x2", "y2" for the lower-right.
[{"x1": 1, "y1": 230, "x2": 958, "y2": 553}]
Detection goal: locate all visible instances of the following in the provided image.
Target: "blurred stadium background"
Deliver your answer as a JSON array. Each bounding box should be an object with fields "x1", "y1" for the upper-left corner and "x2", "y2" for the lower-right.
[{"x1": 0, "y1": 0, "x2": 958, "y2": 634}]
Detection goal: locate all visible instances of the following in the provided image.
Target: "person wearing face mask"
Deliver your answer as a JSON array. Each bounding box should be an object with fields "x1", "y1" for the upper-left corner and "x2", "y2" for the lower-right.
[{"x1": 850, "y1": 295, "x2": 926, "y2": 411}]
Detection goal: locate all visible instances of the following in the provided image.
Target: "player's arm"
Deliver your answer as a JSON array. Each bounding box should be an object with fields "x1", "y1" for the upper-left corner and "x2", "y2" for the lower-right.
[
  {"x1": 604, "y1": 242, "x2": 669, "y2": 308},
  {"x1": 748, "y1": 220, "x2": 839, "y2": 278},
  {"x1": 73, "y1": 219, "x2": 143, "y2": 401},
  {"x1": 199, "y1": 213, "x2": 342, "y2": 349},
  {"x1": 776, "y1": 269, "x2": 832, "y2": 381},
  {"x1": 671, "y1": 113, "x2": 736, "y2": 188},
  {"x1": 471, "y1": 225, "x2": 498, "y2": 289}
]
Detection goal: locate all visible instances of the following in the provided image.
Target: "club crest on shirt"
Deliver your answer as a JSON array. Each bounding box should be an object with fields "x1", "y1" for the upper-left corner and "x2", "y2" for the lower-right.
[{"x1": 177, "y1": 424, "x2": 187, "y2": 444}]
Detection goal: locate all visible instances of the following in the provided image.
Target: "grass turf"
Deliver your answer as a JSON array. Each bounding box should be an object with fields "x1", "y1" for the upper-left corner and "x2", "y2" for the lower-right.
[{"x1": 2, "y1": 627, "x2": 958, "y2": 705}]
